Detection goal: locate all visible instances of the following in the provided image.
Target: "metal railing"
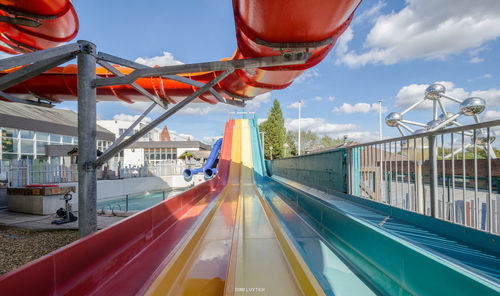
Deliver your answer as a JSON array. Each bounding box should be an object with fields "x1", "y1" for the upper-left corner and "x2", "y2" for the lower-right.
[
  {"x1": 7, "y1": 159, "x2": 193, "y2": 187},
  {"x1": 346, "y1": 120, "x2": 500, "y2": 234}
]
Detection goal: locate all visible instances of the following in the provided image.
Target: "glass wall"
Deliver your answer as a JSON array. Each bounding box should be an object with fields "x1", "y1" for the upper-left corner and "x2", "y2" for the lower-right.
[
  {"x1": 144, "y1": 148, "x2": 177, "y2": 165},
  {"x1": 1, "y1": 127, "x2": 83, "y2": 162}
]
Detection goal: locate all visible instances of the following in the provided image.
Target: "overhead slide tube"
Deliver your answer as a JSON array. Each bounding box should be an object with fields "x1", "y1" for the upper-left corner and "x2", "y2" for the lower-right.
[
  {"x1": 183, "y1": 137, "x2": 223, "y2": 181},
  {"x1": 0, "y1": 1, "x2": 361, "y2": 106}
]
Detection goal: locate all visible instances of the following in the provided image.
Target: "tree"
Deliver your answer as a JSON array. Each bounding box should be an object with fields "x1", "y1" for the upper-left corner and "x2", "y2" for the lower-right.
[
  {"x1": 285, "y1": 130, "x2": 344, "y2": 154},
  {"x1": 320, "y1": 135, "x2": 344, "y2": 148},
  {"x1": 286, "y1": 131, "x2": 297, "y2": 156},
  {"x1": 259, "y1": 99, "x2": 286, "y2": 159}
]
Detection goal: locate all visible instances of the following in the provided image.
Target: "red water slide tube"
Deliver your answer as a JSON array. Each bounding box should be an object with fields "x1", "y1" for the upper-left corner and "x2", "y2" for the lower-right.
[
  {"x1": 1, "y1": 0, "x2": 361, "y2": 105},
  {"x1": 0, "y1": 120, "x2": 235, "y2": 295},
  {"x1": 0, "y1": 0, "x2": 78, "y2": 54}
]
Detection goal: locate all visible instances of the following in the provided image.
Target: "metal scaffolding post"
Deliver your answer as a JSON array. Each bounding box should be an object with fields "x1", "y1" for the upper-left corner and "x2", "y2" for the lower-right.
[
  {"x1": 77, "y1": 40, "x2": 97, "y2": 237},
  {"x1": 429, "y1": 134, "x2": 437, "y2": 218}
]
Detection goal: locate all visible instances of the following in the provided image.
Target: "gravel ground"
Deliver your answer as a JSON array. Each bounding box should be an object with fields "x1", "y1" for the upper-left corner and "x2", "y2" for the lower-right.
[{"x1": 0, "y1": 226, "x2": 78, "y2": 275}]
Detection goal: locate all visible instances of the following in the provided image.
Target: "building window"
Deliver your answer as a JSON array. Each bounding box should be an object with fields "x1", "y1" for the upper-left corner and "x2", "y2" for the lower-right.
[
  {"x1": 62, "y1": 135, "x2": 73, "y2": 144},
  {"x1": 20, "y1": 130, "x2": 35, "y2": 139},
  {"x1": 36, "y1": 132, "x2": 49, "y2": 141},
  {"x1": 2, "y1": 128, "x2": 17, "y2": 154},
  {"x1": 50, "y1": 134, "x2": 62, "y2": 143},
  {"x1": 21, "y1": 139, "x2": 34, "y2": 154}
]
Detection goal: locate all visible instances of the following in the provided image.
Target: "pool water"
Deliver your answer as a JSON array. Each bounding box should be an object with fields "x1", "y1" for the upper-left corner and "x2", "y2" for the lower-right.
[{"x1": 97, "y1": 190, "x2": 185, "y2": 212}]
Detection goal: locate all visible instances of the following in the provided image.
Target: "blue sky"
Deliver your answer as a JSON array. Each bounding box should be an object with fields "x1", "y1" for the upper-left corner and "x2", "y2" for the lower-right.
[{"x1": 57, "y1": 0, "x2": 500, "y2": 143}]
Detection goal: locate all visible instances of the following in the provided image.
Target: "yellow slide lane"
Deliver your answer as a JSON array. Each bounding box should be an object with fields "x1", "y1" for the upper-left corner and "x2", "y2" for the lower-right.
[
  {"x1": 228, "y1": 120, "x2": 324, "y2": 296},
  {"x1": 145, "y1": 120, "x2": 323, "y2": 295},
  {"x1": 145, "y1": 120, "x2": 242, "y2": 296}
]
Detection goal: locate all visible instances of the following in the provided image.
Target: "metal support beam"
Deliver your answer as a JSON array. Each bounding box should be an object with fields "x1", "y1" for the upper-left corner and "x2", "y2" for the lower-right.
[
  {"x1": 0, "y1": 42, "x2": 81, "y2": 71},
  {"x1": 0, "y1": 90, "x2": 54, "y2": 107},
  {"x1": 0, "y1": 52, "x2": 77, "y2": 90},
  {"x1": 96, "y1": 60, "x2": 168, "y2": 109},
  {"x1": 429, "y1": 135, "x2": 438, "y2": 218},
  {"x1": 106, "y1": 102, "x2": 157, "y2": 151},
  {"x1": 96, "y1": 51, "x2": 245, "y2": 107},
  {"x1": 95, "y1": 70, "x2": 234, "y2": 167},
  {"x1": 93, "y1": 52, "x2": 311, "y2": 87},
  {"x1": 77, "y1": 40, "x2": 97, "y2": 238}
]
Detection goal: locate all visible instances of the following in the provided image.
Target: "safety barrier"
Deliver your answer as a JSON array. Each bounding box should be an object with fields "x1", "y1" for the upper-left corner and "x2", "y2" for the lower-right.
[{"x1": 346, "y1": 120, "x2": 500, "y2": 234}]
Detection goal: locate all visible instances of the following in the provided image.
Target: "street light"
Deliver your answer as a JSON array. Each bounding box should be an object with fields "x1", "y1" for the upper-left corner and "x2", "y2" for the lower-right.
[
  {"x1": 270, "y1": 146, "x2": 273, "y2": 160},
  {"x1": 298, "y1": 100, "x2": 302, "y2": 156},
  {"x1": 283, "y1": 142, "x2": 289, "y2": 157}
]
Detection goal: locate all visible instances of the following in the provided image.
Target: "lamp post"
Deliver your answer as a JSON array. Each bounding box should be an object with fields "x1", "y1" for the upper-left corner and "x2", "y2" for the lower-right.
[
  {"x1": 270, "y1": 146, "x2": 273, "y2": 160},
  {"x1": 379, "y1": 100, "x2": 382, "y2": 140},
  {"x1": 298, "y1": 100, "x2": 302, "y2": 155},
  {"x1": 260, "y1": 131, "x2": 265, "y2": 153},
  {"x1": 284, "y1": 142, "x2": 289, "y2": 157}
]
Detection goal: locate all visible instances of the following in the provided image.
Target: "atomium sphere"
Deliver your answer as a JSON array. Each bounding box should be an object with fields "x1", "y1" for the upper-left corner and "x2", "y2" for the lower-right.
[
  {"x1": 413, "y1": 129, "x2": 427, "y2": 135},
  {"x1": 460, "y1": 97, "x2": 486, "y2": 116},
  {"x1": 437, "y1": 112, "x2": 456, "y2": 127},
  {"x1": 426, "y1": 119, "x2": 441, "y2": 130},
  {"x1": 425, "y1": 83, "x2": 446, "y2": 100},
  {"x1": 385, "y1": 112, "x2": 402, "y2": 127},
  {"x1": 474, "y1": 130, "x2": 496, "y2": 145}
]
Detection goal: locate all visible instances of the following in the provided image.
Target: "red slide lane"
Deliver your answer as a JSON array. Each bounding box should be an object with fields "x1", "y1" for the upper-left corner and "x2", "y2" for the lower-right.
[
  {"x1": 0, "y1": 120, "x2": 234, "y2": 296},
  {"x1": 0, "y1": 0, "x2": 361, "y2": 104},
  {"x1": 0, "y1": 0, "x2": 78, "y2": 54}
]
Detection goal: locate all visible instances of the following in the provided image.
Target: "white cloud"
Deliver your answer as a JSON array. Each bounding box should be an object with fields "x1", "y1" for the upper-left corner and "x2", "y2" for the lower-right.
[
  {"x1": 394, "y1": 81, "x2": 469, "y2": 110},
  {"x1": 394, "y1": 81, "x2": 500, "y2": 111},
  {"x1": 119, "y1": 101, "x2": 166, "y2": 114},
  {"x1": 177, "y1": 93, "x2": 270, "y2": 115},
  {"x1": 483, "y1": 110, "x2": 500, "y2": 122},
  {"x1": 353, "y1": 1, "x2": 386, "y2": 24},
  {"x1": 257, "y1": 118, "x2": 266, "y2": 125},
  {"x1": 470, "y1": 88, "x2": 500, "y2": 107},
  {"x1": 284, "y1": 117, "x2": 378, "y2": 143},
  {"x1": 336, "y1": 27, "x2": 353, "y2": 56},
  {"x1": 467, "y1": 73, "x2": 493, "y2": 82},
  {"x1": 285, "y1": 117, "x2": 358, "y2": 134},
  {"x1": 332, "y1": 102, "x2": 386, "y2": 114},
  {"x1": 337, "y1": 0, "x2": 500, "y2": 67},
  {"x1": 311, "y1": 96, "x2": 335, "y2": 102},
  {"x1": 135, "y1": 51, "x2": 183, "y2": 67},
  {"x1": 112, "y1": 113, "x2": 152, "y2": 123},
  {"x1": 294, "y1": 69, "x2": 320, "y2": 83},
  {"x1": 170, "y1": 130, "x2": 193, "y2": 141},
  {"x1": 288, "y1": 100, "x2": 305, "y2": 109},
  {"x1": 469, "y1": 57, "x2": 484, "y2": 64},
  {"x1": 245, "y1": 93, "x2": 271, "y2": 111},
  {"x1": 119, "y1": 95, "x2": 263, "y2": 117},
  {"x1": 202, "y1": 136, "x2": 221, "y2": 145}
]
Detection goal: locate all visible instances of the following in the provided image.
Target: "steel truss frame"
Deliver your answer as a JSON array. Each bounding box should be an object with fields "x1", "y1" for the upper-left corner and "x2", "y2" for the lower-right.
[{"x1": 0, "y1": 40, "x2": 311, "y2": 237}]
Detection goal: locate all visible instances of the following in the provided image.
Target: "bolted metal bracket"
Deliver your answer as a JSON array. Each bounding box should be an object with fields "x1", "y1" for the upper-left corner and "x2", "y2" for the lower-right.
[{"x1": 78, "y1": 40, "x2": 96, "y2": 56}]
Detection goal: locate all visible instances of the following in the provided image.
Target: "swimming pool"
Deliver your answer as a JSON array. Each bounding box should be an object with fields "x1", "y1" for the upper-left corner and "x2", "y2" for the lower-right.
[{"x1": 97, "y1": 189, "x2": 185, "y2": 212}]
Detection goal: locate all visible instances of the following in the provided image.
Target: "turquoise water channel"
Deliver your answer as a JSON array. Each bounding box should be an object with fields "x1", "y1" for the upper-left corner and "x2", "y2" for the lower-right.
[{"x1": 97, "y1": 190, "x2": 185, "y2": 212}]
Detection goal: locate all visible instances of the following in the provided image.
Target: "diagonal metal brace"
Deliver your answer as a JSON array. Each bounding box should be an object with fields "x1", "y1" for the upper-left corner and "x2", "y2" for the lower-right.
[
  {"x1": 106, "y1": 102, "x2": 157, "y2": 153},
  {"x1": 97, "y1": 60, "x2": 168, "y2": 109},
  {"x1": 0, "y1": 42, "x2": 81, "y2": 72},
  {"x1": 93, "y1": 52, "x2": 311, "y2": 88},
  {"x1": 0, "y1": 90, "x2": 54, "y2": 107},
  {"x1": 95, "y1": 70, "x2": 234, "y2": 167},
  {"x1": 96, "y1": 51, "x2": 245, "y2": 107},
  {"x1": 0, "y1": 52, "x2": 77, "y2": 91}
]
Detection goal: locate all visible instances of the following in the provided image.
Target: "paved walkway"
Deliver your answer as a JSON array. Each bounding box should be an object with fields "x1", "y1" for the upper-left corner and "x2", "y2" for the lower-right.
[{"x1": 0, "y1": 210, "x2": 125, "y2": 231}]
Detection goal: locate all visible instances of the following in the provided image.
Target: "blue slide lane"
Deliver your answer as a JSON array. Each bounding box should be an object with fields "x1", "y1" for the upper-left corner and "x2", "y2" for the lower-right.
[{"x1": 248, "y1": 118, "x2": 500, "y2": 295}]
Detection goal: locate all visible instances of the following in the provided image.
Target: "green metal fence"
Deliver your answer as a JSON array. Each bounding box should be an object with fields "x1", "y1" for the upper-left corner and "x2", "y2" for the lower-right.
[{"x1": 268, "y1": 149, "x2": 347, "y2": 193}]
